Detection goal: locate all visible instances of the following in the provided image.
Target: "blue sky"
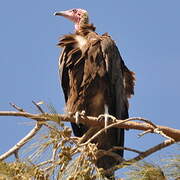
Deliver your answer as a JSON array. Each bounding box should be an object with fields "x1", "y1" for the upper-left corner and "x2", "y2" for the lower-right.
[{"x1": 0, "y1": 0, "x2": 179, "y2": 170}]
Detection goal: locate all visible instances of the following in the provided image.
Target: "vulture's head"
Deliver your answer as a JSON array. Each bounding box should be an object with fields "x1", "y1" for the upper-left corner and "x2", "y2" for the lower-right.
[{"x1": 54, "y1": 8, "x2": 89, "y2": 31}]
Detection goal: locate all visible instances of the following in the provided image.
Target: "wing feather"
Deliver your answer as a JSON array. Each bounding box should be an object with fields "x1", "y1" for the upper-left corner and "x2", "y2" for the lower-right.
[
  {"x1": 100, "y1": 35, "x2": 135, "y2": 118},
  {"x1": 58, "y1": 47, "x2": 69, "y2": 102},
  {"x1": 100, "y1": 34, "x2": 135, "y2": 157}
]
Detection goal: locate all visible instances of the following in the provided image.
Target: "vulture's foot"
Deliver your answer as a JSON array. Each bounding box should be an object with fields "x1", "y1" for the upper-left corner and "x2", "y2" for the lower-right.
[
  {"x1": 97, "y1": 114, "x2": 116, "y2": 133},
  {"x1": 75, "y1": 110, "x2": 86, "y2": 124}
]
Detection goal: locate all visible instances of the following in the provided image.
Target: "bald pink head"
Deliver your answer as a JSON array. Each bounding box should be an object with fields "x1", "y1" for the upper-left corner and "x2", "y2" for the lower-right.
[{"x1": 54, "y1": 8, "x2": 89, "y2": 31}]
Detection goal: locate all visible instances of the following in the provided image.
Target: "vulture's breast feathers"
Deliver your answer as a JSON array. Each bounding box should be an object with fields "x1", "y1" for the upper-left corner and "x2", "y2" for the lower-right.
[
  {"x1": 58, "y1": 29, "x2": 102, "y2": 69},
  {"x1": 74, "y1": 35, "x2": 87, "y2": 50}
]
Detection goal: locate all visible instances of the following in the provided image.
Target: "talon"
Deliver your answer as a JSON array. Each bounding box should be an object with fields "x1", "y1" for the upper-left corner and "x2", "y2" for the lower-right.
[
  {"x1": 104, "y1": 114, "x2": 108, "y2": 133},
  {"x1": 97, "y1": 113, "x2": 116, "y2": 133},
  {"x1": 80, "y1": 110, "x2": 85, "y2": 116},
  {"x1": 75, "y1": 112, "x2": 80, "y2": 124},
  {"x1": 72, "y1": 110, "x2": 86, "y2": 125},
  {"x1": 97, "y1": 114, "x2": 104, "y2": 121},
  {"x1": 97, "y1": 114, "x2": 109, "y2": 133},
  {"x1": 68, "y1": 111, "x2": 74, "y2": 117}
]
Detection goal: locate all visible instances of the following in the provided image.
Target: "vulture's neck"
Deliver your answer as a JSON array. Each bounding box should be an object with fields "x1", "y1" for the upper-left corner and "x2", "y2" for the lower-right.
[
  {"x1": 75, "y1": 23, "x2": 96, "y2": 36},
  {"x1": 73, "y1": 24, "x2": 96, "y2": 50}
]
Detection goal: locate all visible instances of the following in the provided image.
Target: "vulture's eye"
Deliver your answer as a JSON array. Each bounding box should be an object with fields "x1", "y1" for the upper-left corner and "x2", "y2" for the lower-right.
[{"x1": 72, "y1": 9, "x2": 77, "y2": 13}]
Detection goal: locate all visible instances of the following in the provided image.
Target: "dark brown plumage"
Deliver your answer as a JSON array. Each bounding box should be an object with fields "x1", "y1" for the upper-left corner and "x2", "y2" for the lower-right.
[{"x1": 55, "y1": 9, "x2": 135, "y2": 178}]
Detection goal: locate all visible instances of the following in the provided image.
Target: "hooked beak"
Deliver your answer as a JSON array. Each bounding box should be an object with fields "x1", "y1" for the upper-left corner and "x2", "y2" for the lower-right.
[
  {"x1": 54, "y1": 11, "x2": 70, "y2": 18},
  {"x1": 54, "y1": 10, "x2": 76, "y2": 23}
]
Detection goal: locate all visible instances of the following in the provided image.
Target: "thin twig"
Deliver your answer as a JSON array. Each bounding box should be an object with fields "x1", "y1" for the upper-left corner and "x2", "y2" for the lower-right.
[
  {"x1": 0, "y1": 122, "x2": 43, "y2": 161},
  {"x1": 106, "y1": 139, "x2": 175, "y2": 174},
  {"x1": 32, "y1": 101, "x2": 45, "y2": 114},
  {"x1": 51, "y1": 143, "x2": 60, "y2": 162},
  {"x1": 108, "y1": 146, "x2": 142, "y2": 154},
  {"x1": 96, "y1": 150, "x2": 124, "y2": 162},
  {"x1": 14, "y1": 150, "x2": 20, "y2": 161},
  {"x1": 79, "y1": 117, "x2": 158, "y2": 147},
  {"x1": 43, "y1": 122, "x2": 60, "y2": 134},
  {"x1": 130, "y1": 139, "x2": 175, "y2": 162},
  {"x1": 154, "y1": 128, "x2": 174, "y2": 140},
  {"x1": 37, "y1": 160, "x2": 53, "y2": 167},
  {"x1": 9, "y1": 103, "x2": 25, "y2": 112},
  {"x1": 138, "y1": 129, "x2": 153, "y2": 138}
]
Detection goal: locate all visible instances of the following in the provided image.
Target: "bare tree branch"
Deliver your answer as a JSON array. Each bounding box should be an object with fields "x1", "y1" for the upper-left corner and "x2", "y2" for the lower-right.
[
  {"x1": 14, "y1": 150, "x2": 20, "y2": 161},
  {"x1": 9, "y1": 103, "x2": 25, "y2": 112},
  {"x1": 106, "y1": 139, "x2": 175, "y2": 175},
  {"x1": 0, "y1": 122, "x2": 43, "y2": 161},
  {"x1": 108, "y1": 146, "x2": 142, "y2": 154},
  {"x1": 0, "y1": 111, "x2": 179, "y2": 141},
  {"x1": 32, "y1": 101, "x2": 45, "y2": 114}
]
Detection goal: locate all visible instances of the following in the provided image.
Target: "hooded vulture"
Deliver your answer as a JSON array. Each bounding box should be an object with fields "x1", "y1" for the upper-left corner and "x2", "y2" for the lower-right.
[{"x1": 54, "y1": 8, "x2": 135, "y2": 177}]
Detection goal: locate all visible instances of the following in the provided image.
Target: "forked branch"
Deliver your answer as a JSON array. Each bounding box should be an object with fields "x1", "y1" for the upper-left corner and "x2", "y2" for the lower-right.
[
  {"x1": 0, "y1": 122, "x2": 43, "y2": 161},
  {"x1": 0, "y1": 111, "x2": 179, "y2": 141}
]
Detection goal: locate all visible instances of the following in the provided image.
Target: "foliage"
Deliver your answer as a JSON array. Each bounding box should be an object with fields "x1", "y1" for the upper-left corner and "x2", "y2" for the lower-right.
[
  {"x1": 124, "y1": 147, "x2": 180, "y2": 180},
  {"x1": 0, "y1": 161, "x2": 49, "y2": 180},
  {"x1": 125, "y1": 161, "x2": 166, "y2": 180},
  {"x1": 162, "y1": 149, "x2": 180, "y2": 179}
]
